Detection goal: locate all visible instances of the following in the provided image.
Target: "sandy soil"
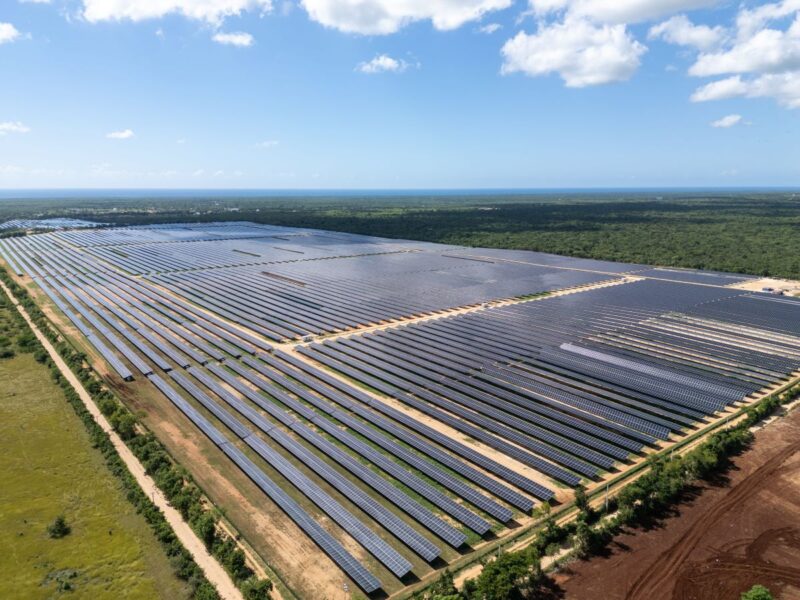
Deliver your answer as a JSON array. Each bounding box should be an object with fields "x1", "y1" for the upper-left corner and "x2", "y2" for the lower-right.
[
  {"x1": 0, "y1": 280, "x2": 244, "y2": 600},
  {"x1": 553, "y1": 404, "x2": 800, "y2": 600},
  {"x1": 729, "y1": 277, "x2": 800, "y2": 296}
]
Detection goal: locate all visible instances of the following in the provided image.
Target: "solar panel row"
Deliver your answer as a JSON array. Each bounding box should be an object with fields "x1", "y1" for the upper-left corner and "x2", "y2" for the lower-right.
[{"x1": 5, "y1": 222, "x2": 800, "y2": 596}]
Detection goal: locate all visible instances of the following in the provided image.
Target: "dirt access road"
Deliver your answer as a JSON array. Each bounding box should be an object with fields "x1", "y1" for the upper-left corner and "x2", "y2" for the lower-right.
[
  {"x1": 554, "y1": 404, "x2": 800, "y2": 600},
  {"x1": 0, "y1": 280, "x2": 244, "y2": 600}
]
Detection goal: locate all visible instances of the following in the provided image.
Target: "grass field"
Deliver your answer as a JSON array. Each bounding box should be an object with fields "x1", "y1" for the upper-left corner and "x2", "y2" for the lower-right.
[{"x1": 0, "y1": 352, "x2": 193, "y2": 600}]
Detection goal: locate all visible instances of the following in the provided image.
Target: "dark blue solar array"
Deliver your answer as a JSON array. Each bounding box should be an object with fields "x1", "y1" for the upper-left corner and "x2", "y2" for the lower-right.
[
  {"x1": 3, "y1": 222, "x2": 800, "y2": 596},
  {"x1": 309, "y1": 279, "x2": 800, "y2": 490}
]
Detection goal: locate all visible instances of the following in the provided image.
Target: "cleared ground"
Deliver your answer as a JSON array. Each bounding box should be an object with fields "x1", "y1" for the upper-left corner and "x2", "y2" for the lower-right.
[
  {"x1": 553, "y1": 403, "x2": 800, "y2": 600},
  {"x1": 0, "y1": 353, "x2": 192, "y2": 600}
]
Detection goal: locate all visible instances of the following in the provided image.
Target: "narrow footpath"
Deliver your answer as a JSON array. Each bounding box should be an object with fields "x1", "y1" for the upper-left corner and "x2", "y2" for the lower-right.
[{"x1": 0, "y1": 280, "x2": 244, "y2": 600}]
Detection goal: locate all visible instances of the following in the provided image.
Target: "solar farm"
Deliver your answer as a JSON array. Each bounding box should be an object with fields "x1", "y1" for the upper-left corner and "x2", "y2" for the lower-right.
[{"x1": 1, "y1": 221, "x2": 799, "y2": 597}]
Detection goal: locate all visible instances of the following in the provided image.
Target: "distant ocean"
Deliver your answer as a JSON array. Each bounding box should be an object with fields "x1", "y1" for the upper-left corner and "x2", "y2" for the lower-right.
[{"x1": 0, "y1": 187, "x2": 794, "y2": 200}]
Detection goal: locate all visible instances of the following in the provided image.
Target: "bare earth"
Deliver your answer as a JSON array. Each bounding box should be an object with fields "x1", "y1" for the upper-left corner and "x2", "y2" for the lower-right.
[
  {"x1": 729, "y1": 277, "x2": 800, "y2": 296},
  {"x1": 553, "y1": 404, "x2": 800, "y2": 600},
  {"x1": 0, "y1": 280, "x2": 244, "y2": 600}
]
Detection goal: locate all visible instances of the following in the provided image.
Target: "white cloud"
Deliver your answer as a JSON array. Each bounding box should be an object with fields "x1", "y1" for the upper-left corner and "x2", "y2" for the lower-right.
[
  {"x1": 690, "y1": 75, "x2": 748, "y2": 101},
  {"x1": 300, "y1": 0, "x2": 512, "y2": 34},
  {"x1": 81, "y1": 0, "x2": 273, "y2": 25},
  {"x1": 0, "y1": 121, "x2": 31, "y2": 135},
  {"x1": 735, "y1": 0, "x2": 800, "y2": 40},
  {"x1": 684, "y1": 1, "x2": 800, "y2": 108},
  {"x1": 255, "y1": 140, "x2": 279, "y2": 148},
  {"x1": 357, "y1": 54, "x2": 410, "y2": 74},
  {"x1": 106, "y1": 129, "x2": 135, "y2": 139},
  {"x1": 479, "y1": 23, "x2": 502, "y2": 34},
  {"x1": 692, "y1": 72, "x2": 800, "y2": 108},
  {"x1": 501, "y1": 18, "x2": 646, "y2": 87},
  {"x1": 527, "y1": 0, "x2": 719, "y2": 25},
  {"x1": 648, "y1": 15, "x2": 726, "y2": 50},
  {"x1": 689, "y1": 24, "x2": 800, "y2": 77},
  {"x1": 503, "y1": 1, "x2": 715, "y2": 89},
  {"x1": 710, "y1": 113, "x2": 742, "y2": 127},
  {"x1": 0, "y1": 22, "x2": 22, "y2": 45},
  {"x1": 212, "y1": 31, "x2": 255, "y2": 46}
]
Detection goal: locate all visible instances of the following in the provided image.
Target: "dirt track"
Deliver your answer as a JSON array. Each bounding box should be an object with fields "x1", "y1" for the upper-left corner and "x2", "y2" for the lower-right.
[
  {"x1": 555, "y1": 405, "x2": 800, "y2": 600},
  {"x1": 0, "y1": 280, "x2": 244, "y2": 600}
]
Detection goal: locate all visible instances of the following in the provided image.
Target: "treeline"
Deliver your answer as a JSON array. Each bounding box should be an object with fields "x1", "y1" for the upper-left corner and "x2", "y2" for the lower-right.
[
  {"x1": 0, "y1": 229, "x2": 27, "y2": 239},
  {"x1": 0, "y1": 270, "x2": 272, "y2": 600},
  {"x1": 0, "y1": 284, "x2": 38, "y2": 358},
  {"x1": 415, "y1": 384, "x2": 800, "y2": 600}
]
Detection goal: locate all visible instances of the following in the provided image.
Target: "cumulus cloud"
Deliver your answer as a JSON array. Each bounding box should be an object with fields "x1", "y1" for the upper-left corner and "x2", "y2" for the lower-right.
[
  {"x1": 683, "y1": 0, "x2": 800, "y2": 108},
  {"x1": 710, "y1": 113, "x2": 743, "y2": 127},
  {"x1": 648, "y1": 14, "x2": 726, "y2": 50},
  {"x1": 692, "y1": 72, "x2": 800, "y2": 108},
  {"x1": 501, "y1": 18, "x2": 646, "y2": 87},
  {"x1": 81, "y1": 0, "x2": 273, "y2": 25},
  {"x1": 0, "y1": 22, "x2": 22, "y2": 44},
  {"x1": 501, "y1": 1, "x2": 716, "y2": 88},
  {"x1": 212, "y1": 31, "x2": 255, "y2": 46},
  {"x1": 0, "y1": 121, "x2": 31, "y2": 135},
  {"x1": 106, "y1": 129, "x2": 135, "y2": 139},
  {"x1": 689, "y1": 25, "x2": 800, "y2": 77},
  {"x1": 527, "y1": 0, "x2": 719, "y2": 25},
  {"x1": 300, "y1": 0, "x2": 512, "y2": 35},
  {"x1": 357, "y1": 54, "x2": 410, "y2": 74},
  {"x1": 690, "y1": 75, "x2": 748, "y2": 101}
]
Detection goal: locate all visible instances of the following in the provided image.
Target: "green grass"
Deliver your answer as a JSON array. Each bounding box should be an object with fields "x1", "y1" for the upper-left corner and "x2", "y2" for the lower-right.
[{"x1": 0, "y1": 353, "x2": 192, "y2": 600}]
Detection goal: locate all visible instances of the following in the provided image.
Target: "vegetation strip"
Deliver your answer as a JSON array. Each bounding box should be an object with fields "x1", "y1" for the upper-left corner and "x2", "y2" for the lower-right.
[{"x1": 0, "y1": 269, "x2": 273, "y2": 600}]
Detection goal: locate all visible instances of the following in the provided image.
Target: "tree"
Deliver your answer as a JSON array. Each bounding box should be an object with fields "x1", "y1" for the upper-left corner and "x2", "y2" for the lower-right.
[
  {"x1": 195, "y1": 511, "x2": 218, "y2": 550},
  {"x1": 465, "y1": 550, "x2": 542, "y2": 600},
  {"x1": 574, "y1": 484, "x2": 590, "y2": 516},
  {"x1": 573, "y1": 518, "x2": 593, "y2": 559},
  {"x1": 113, "y1": 412, "x2": 137, "y2": 440},
  {"x1": 47, "y1": 515, "x2": 71, "y2": 538},
  {"x1": 426, "y1": 569, "x2": 459, "y2": 600},
  {"x1": 741, "y1": 585, "x2": 774, "y2": 600},
  {"x1": 242, "y1": 577, "x2": 272, "y2": 600}
]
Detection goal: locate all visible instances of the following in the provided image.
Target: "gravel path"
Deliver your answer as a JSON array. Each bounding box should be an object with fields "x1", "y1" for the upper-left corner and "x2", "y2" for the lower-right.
[{"x1": 1, "y1": 279, "x2": 244, "y2": 600}]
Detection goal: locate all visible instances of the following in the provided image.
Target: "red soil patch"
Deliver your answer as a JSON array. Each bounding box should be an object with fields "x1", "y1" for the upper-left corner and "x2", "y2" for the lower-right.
[{"x1": 554, "y1": 407, "x2": 800, "y2": 600}]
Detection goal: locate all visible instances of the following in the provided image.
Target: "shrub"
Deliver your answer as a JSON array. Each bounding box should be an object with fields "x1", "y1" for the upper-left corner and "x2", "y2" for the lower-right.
[
  {"x1": 47, "y1": 515, "x2": 71, "y2": 539},
  {"x1": 741, "y1": 584, "x2": 774, "y2": 600}
]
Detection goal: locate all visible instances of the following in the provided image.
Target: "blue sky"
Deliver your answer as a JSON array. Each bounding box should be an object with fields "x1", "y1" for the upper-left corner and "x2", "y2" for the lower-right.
[{"x1": 1, "y1": 0, "x2": 798, "y2": 189}]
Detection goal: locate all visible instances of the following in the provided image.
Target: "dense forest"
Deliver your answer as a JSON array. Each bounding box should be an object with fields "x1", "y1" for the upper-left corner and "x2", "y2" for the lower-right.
[{"x1": 1, "y1": 192, "x2": 798, "y2": 279}]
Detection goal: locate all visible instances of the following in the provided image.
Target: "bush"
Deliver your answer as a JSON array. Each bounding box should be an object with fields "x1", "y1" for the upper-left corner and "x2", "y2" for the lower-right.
[
  {"x1": 15, "y1": 331, "x2": 38, "y2": 352},
  {"x1": 463, "y1": 547, "x2": 544, "y2": 600},
  {"x1": 741, "y1": 584, "x2": 774, "y2": 600},
  {"x1": 47, "y1": 515, "x2": 71, "y2": 539},
  {"x1": 242, "y1": 577, "x2": 273, "y2": 600},
  {"x1": 112, "y1": 411, "x2": 138, "y2": 441}
]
